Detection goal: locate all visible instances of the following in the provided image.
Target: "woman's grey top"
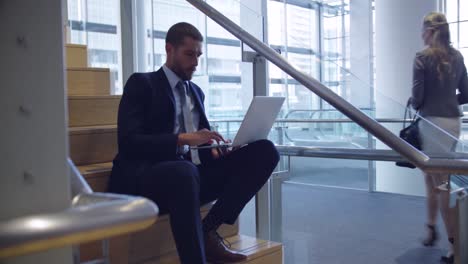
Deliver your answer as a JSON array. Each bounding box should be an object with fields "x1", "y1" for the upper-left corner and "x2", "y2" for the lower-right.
[{"x1": 411, "y1": 48, "x2": 468, "y2": 117}]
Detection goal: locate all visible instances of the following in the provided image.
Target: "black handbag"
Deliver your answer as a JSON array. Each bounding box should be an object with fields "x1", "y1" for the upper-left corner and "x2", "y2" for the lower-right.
[{"x1": 395, "y1": 99, "x2": 421, "y2": 169}]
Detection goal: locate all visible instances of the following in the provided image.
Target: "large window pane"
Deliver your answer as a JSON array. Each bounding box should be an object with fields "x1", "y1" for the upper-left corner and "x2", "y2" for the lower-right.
[
  {"x1": 135, "y1": 0, "x2": 252, "y2": 120},
  {"x1": 445, "y1": 1, "x2": 468, "y2": 68},
  {"x1": 67, "y1": 0, "x2": 123, "y2": 93},
  {"x1": 460, "y1": 0, "x2": 468, "y2": 21},
  {"x1": 446, "y1": 0, "x2": 458, "y2": 23},
  {"x1": 208, "y1": 82, "x2": 242, "y2": 118},
  {"x1": 449, "y1": 23, "x2": 459, "y2": 48},
  {"x1": 286, "y1": 4, "x2": 318, "y2": 49},
  {"x1": 153, "y1": 0, "x2": 205, "y2": 32},
  {"x1": 460, "y1": 21, "x2": 468, "y2": 48},
  {"x1": 207, "y1": 44, "x2": 241, "y2": 76},
  {"x1": 461, "y1": 48, "x2": 468, "y2": 65},
  {"x1": 206, "y1": 0, "x2": 240, "y2": 40},
  {"x1": 268, "y1": 1, "x2": 285, "y2": 46},
  {"x1": 267, "y1": 0, "x2": 320, "y2": 116}
]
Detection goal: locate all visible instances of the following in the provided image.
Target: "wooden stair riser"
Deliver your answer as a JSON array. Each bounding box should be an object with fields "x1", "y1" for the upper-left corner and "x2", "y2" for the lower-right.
[
  {"x1": 144, "y1": 249, "x2": 283, "y2": 264},
  {"x1": 128, "y1": 212, "x2": 239, "y2": 264},
  {"x1": 78, "y1": 162, "x2": 113, "y2": 192},
  {"x1": 79, "y1": 235, "x2": 130, "y2": 264},
  {"x1": 140, "y1": 235, "x2": 283, "y2": 264},
  {"x1": 79, "y1": 207, "x2": 239, "y2": 263},
  {"x1": 69, "y1": 127, "x2": 117, "y2": 165},
  {"x1": 67, "y1": 67, "x2": 110, "y2": 96},
  {"x1": 243, "y1": 249, "x2": 282, "y2": 264},
  {"x1": 68, "y1": 96, "x2": 121, "y2": 127},
  {"x1": 66, "y1": 44, "x2": 88, "y2": 68}
]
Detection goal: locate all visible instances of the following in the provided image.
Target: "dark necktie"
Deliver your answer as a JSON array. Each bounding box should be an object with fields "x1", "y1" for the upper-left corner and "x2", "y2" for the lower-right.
[{"x1": 177, "y1": 81, "x2": 201, "y2": 164}]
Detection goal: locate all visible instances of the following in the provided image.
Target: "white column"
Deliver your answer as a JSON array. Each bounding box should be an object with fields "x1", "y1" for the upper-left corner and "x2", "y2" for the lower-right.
[
  {"x1": 348, "y1": 0, "x2": 375, "y2": 191},
  {"x1": 375, "y1": 0, "x2": 437, "y2": 196},
  {"x1": 0, "y1": 0, "x2": 73, "y2": 263},
  {"x1": 349, "y1": 0, "x2": 373, "y2": 109}
]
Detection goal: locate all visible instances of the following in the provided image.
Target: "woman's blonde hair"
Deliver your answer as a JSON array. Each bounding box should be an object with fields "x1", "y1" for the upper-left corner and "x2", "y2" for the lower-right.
[{"x1": 423, "y1": 12, "x2": 455, "y2": 79}]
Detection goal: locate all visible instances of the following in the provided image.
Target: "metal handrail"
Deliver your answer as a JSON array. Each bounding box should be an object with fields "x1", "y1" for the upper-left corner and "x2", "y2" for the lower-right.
[
  {"x1": 275, "y1": 145, "x2": 468, "y2": 162},
  {"x1": 210, "y1": 118, "x2": 468, "y2": 124},
  {"x1": 0, "y1": 159, "x2": 159, "y2": 259},
  {"x1": 186, "y1": 0, "x2": 468, "y2": 173}
]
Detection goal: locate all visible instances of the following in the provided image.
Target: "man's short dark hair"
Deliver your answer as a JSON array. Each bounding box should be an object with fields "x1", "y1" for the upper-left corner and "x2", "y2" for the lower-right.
[{"x1": 166, "y1": 22, "x2": 203, "y2": 47}]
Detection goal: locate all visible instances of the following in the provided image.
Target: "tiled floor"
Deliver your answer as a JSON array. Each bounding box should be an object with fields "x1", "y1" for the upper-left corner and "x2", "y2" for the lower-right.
[{"x1": 281, "y1": 183, "x2": 451, "y2": 264}]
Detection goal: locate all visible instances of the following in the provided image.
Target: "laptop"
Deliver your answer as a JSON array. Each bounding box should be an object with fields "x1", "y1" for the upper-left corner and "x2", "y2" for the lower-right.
[{"x1": 192, "y1": 96, "x2": 285, "y2": 149}]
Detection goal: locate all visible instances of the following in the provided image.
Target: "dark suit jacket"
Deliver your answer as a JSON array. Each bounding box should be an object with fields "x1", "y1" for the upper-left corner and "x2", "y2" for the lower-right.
[
  {"x1": 412, "y1": 48, "x2": 468, "y2": 117},
  {"x1": 108, "y1": 68, "x2": 213, "y2": 195}
]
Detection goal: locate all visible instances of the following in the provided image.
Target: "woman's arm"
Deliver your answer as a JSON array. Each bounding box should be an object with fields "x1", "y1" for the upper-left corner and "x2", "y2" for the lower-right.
[
  {"x1": 411, "y1": 53, "x2": 425, "y2": 110},
  {"x1": 457, "y1": 56, "x2": 468, "y2": 105}
]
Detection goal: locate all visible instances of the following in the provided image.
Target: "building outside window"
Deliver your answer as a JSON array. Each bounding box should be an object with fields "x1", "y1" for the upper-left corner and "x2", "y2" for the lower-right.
[
  {"x1": 67, "y1": 0, "x2": 123, "y2": 93},
  {"x1": 446, "y1": 0, "x2": 468, "y2": 68}
]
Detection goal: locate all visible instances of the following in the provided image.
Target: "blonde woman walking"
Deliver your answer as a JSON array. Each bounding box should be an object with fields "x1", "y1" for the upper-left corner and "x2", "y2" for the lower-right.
[{"x1": 410, "y1": 12, "x2": 468, "y2": 263}]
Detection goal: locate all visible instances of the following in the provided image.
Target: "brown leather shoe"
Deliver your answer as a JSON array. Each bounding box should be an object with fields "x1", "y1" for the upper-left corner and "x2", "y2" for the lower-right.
[{"x1": 204, "y1": 230, "x2": 247, "y2": 263}]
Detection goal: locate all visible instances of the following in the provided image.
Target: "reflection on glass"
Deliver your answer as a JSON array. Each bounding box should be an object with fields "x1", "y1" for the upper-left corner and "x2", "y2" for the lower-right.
[{"x1": 460, "y1": 21, "x2": 468, "y2": 48}]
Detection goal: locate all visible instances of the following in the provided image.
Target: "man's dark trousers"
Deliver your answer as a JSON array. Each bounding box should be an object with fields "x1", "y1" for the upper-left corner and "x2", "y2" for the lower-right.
[{"x1": 137, "y1": 139, "x2": 279, "y2": 264}]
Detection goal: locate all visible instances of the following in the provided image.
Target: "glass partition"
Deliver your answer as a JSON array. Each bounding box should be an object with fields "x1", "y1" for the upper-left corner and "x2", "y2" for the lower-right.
[
  {"x1": 134, "y1": 0, "x2": 263, "y2": 121},
  {"x1": 205, "y1": 0, "x2": 468, "y2": 193},
  {"x1": 183, "y1": 1, "x2": 468, "y2": 263}
]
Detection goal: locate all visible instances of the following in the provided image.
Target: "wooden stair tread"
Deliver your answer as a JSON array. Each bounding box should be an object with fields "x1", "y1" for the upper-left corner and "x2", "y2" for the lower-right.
[
  {"x1": 76, "y1": 161, "x2": 244, "y2": 263},
  {"x1": 69, "y1": 125, "x2": 117, "y2": 134},
  {"x1": 68, "y1": 95, "x2": 121, "y2": 99},
  {"x1": 66, "y1": 43, "x2": 87, "y2": 49},
  {"x1": 67, "y1": 67, "x2": 110, "y2": 72},
  {"x1": 78, "y1": 162, "x2": 113, "y2": 179},
  {"x1": 77, "y1": 162, "x2": 112, "y2": 192},
  {"x1": 81, "y1": 203, "x2": 241, "y2": 264},
  {"x1": 227, "y1": 235, "x2": 282, "y2": 261},
  {"x1": 140, "y1": 235, "x2": 282, "y2": 264}
]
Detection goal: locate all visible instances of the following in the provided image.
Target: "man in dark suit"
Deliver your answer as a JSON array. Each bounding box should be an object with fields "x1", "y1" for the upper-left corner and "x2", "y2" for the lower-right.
[{"x1": 109, "y1": 22, "x2": 279, "y2": 264}]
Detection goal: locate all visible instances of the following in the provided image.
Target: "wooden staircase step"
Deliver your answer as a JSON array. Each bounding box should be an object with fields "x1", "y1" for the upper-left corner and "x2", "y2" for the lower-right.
[
  {"x1": 77, "y1": 162, "x2": 243, "y2": 263},
  {"x1": 227, "y1": 235, "x2": 282, "y2": 263},
  {"x1": 69, "y1": 125, "x2": 117, "y2": 166},
  {"x1": 128, "y1": 208, "x2": 239, "y2": 264},
  {"x1": 68, "y1": 95, "x2": 121, "y2": 127},
  {"x1": 80, "y1": 203, "x2": 239, "y2": 264},
  {"x1": 66, "y1": 44, "x2": 88, "y2": 68},
  {"x1": 78, "y1": 162, "x2": 113, "y2": 192},
  {"x1": 67, "y1": 67, "x2": 110, "y2": 96},
  {"x1": 141, "y1": 235, "x2": 283, "y2": 264}
]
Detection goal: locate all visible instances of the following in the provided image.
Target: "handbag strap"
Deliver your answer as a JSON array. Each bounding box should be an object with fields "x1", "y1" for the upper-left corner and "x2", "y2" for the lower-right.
[{"x1": 403, "y1": 98, "x2": 419, "y2": 129}]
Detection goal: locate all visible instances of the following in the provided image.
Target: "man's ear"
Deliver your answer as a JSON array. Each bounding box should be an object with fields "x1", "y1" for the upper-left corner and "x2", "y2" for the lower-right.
[{"x1": 165, "y1": 43, "x2": 172, "y2": 54}]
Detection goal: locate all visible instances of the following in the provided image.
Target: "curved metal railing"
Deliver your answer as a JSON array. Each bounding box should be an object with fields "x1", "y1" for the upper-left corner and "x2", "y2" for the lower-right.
[{"x1": 0, "y1": 159, "x2": 159, "y2": 259}]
